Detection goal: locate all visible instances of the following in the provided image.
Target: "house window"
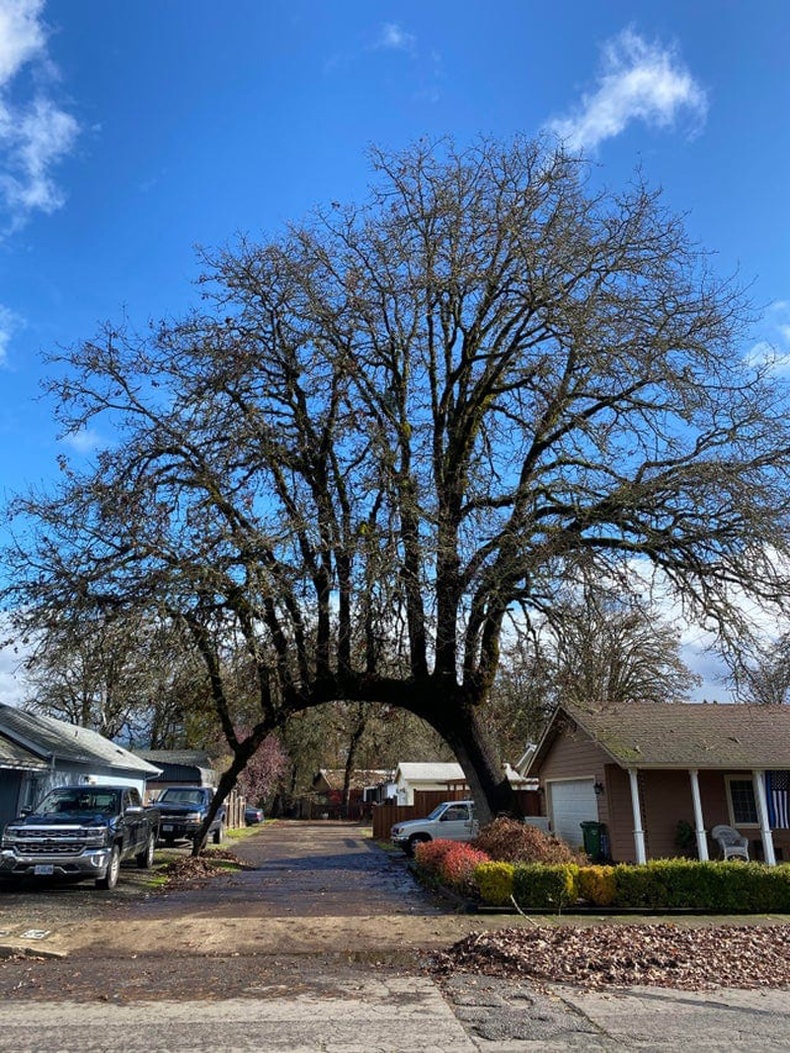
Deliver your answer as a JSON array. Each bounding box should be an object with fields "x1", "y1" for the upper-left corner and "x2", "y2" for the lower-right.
[{"x1": 726, "y1": 776, "x2": 758, "y2": 826}]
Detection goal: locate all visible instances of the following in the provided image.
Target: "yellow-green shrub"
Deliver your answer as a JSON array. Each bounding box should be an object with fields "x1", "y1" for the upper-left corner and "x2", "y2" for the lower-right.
[
  {"x1": 577, "y1": 865, "x2": 617, "y2": 907},
  {"x1": 474, "y1": 861, "x2": 515, "y2": 906}
]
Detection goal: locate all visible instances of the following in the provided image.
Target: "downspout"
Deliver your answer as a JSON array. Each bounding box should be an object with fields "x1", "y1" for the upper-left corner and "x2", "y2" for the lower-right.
[
  {"x1": 753, "y1": 769, "x2": 776, "y2": 866},
  {"x1": 628, "y1": 768, "x2": 646, "y2": 864},
  {"x1": 688, "y1": 769, "x2": 709, "y2": 861}
]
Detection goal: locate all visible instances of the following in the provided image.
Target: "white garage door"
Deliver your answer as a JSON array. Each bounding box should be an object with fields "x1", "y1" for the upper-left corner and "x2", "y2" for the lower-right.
[{"x1": 549, "y1": 779, "x2": 598, "y2": 849}]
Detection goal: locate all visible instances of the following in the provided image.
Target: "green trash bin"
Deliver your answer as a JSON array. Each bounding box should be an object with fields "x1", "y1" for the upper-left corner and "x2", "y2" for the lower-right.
[{"x1": 580, "y1": 820, "x2": 605, "y2": 861}]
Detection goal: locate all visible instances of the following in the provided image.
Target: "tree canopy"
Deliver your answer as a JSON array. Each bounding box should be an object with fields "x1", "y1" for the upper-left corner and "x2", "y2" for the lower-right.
[{"x1": 5, "y1": 136, "x2": 790, "y2": 826}]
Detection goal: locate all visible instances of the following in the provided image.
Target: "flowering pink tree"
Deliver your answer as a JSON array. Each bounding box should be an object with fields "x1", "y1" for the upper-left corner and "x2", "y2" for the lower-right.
[{"x1": 232, "y1": 730, "x2": 289, "y2": 806}]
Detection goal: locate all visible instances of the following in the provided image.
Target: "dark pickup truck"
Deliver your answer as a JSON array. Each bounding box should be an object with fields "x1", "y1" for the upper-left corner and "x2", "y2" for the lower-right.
[
  {"x1": 152, "y1": 786, "x2": 226, "y2": 846},
  {"x1": 0, "y1": 784, "x2": 160, "y2": 890}
]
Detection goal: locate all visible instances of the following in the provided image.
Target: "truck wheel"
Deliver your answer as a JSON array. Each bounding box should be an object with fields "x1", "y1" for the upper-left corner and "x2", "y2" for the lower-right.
[
  {"x1": 406, "y1": 834, "x2": 430, "y2": 858},
  {"x1": 96, "y1": 843, "x2": 121, "y2": 890},
  {"x1": 212, "y1": 822, "x2": 225, "y2": 845},
  {"x1": 136, "y1": 832, "x2": 156, "y2": 869}
]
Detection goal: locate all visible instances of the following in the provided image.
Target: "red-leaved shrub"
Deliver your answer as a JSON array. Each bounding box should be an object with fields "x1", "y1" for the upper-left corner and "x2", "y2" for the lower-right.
[{"x1": 414, "y1": 838, "x2": 490, "y2": 895}]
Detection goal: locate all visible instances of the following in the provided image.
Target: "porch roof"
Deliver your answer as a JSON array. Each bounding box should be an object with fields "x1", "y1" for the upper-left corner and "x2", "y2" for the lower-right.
[{"x1": 529, "y1": 701, "x2": 790, "y2": 772}]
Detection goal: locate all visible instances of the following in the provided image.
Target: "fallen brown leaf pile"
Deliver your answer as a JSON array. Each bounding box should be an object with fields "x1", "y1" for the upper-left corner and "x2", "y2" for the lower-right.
[
  {"x1": 432, "y1": 923, "x2": 790, "y2": 990},
  {"x1": 159, "y1": 849, "x2": 252, "y2": 889}
]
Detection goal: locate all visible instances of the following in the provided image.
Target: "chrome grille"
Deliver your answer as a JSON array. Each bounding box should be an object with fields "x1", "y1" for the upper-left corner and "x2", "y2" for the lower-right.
[{"x1": 15, "y1": 840, "x2": 88, "y2": 855}]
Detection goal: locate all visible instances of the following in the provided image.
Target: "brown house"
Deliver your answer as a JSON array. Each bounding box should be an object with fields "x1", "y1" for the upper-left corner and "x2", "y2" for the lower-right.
[{"x1": 526, "y1": 702, "x2": 790, "y2": 865}]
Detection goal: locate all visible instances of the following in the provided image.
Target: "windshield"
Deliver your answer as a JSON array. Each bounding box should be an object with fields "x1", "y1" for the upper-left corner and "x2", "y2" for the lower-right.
[
  {"x1": 425, "y1": 804, "x2": 448, "y2": 820},
  {"x1": 158, "y1": 789, "x2": 207, "y2": 805},
  {"x1": 36, "y1": 788, "x2": 120, "y2": 816}
]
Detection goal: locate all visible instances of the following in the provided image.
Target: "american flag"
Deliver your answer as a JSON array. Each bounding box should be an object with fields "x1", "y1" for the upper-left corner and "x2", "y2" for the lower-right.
[{"x1": 767, "y1": 771, "x2": 790, "y2": 829}]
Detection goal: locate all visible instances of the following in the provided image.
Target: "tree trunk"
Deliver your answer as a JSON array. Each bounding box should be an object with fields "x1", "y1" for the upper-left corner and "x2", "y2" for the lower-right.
[{"x1": 413, "y1": 690, "x2": 519, "y2": 827}]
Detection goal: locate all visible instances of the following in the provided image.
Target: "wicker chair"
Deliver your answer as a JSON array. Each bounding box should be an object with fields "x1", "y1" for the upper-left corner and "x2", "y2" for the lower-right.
[{"x1": 711, "y1": 824, "x2": 750, "y2": 861}]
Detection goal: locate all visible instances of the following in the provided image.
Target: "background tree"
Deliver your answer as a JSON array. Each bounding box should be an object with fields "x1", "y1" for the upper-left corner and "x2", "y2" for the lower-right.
[
  {"x1": 4, "y1": 136, "x2": 790, "y2": 836},
  {"x1": 551, "y1": 582, "x2": 700, "y2": 708},
  {"x1": 11, "y1": 608, "x2": 206, "y2": 746},
  {"x1": 731, "y1": 633, "x2": 790, "y2": 706}
]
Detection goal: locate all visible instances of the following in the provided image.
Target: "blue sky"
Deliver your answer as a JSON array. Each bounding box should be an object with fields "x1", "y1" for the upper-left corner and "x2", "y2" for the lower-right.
[{"x1": 1, "y1": 0, "x2": 789, "y2": 703}]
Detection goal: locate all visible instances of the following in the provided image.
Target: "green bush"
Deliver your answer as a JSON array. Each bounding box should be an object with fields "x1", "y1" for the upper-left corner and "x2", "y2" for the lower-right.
[
  {"x1": 612, "y1": 860, "x2": 790, "y2": 912},
  {"x1": 475, "y1": 861, "x2": 515, "y2": 906},
  {"x1": 512, "y1": 863, "x2": 579, "y2": 910},
  {"x1": 494, "y1": 858, "x2": 790, "y2": 913}
]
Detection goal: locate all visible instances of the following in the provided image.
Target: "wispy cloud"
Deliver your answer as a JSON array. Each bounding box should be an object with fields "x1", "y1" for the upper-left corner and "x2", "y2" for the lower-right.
[
  {"x1": 61, "y1": 426, "x2": 102, "y2": 455},
  {"x1": 0, "y1": 302, "x2": 20, "y2": 365},
  {"x1": 374, "y1": 22, "x2": 415, "y2": 53},
  {"x1": 745, "y1": 301, "x2": 790, "y2": 375},
  {"x1": 546, "y1": 28, "x2": 707, "y2": 153},
  {"x1": 0, "y1": 0, "x2": 79, "y2": 232}
]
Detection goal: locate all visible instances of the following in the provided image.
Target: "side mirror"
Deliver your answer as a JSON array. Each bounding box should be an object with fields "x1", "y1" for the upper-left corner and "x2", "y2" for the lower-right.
[{"x1": 124, "y1": 805, "x2": 144, "y2": 815}]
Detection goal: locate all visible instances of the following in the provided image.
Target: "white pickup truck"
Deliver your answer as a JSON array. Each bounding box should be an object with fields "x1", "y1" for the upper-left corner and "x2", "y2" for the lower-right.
[{"x1": 390, "y1": 800, "x2": 478, "y2": 857}]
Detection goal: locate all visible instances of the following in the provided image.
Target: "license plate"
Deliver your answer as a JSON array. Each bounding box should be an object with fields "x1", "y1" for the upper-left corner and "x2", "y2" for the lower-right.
[
  {"x1": 34, "y1": 865, "x2": 54, "y2": 876},
  {"x1": 162, "y1": 824, "x2": 173, "y2": 831}
]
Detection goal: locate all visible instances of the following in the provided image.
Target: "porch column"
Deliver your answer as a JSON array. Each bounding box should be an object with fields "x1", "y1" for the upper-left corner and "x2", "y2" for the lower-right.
[
  {"x1": 688, "y1": 769, "x2": 709, "y2": 861},
  {"x1": 628, "y1": 768, "x2": 646, "y2": 864},
  {"x1": 753, "y1": 769, "x2": 777, "y2": 866}
]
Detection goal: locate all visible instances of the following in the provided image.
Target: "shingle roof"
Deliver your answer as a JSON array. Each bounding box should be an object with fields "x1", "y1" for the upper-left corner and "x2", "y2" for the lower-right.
[
  {"x1": 532, "y1": 701, "x2": 790, "y2": 771},
  {"x1": 0, "y1": 704, "x2": 161, "y2": 776},
  {"x1": 314, "y1": 769, "x2": 392, "y2": 791},
  {"x1": 0, "y1": 734, "x2": 48, "y2": 771},
  {"x1": 136, "y1": 750, "x2": 215, "y2": 769}
]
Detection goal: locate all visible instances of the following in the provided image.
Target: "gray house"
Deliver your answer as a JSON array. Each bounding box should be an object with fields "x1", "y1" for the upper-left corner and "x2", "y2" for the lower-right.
[
  {"x1": 0, "y1": 704, "x2": 161, "y2": 831},
  {"x1": 134, "y1": 750, "x2": 218, "y2": 800}
]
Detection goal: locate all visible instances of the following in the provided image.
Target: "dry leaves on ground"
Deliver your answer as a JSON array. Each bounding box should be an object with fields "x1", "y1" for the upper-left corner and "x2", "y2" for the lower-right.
[
  {"x1": 432, "y1": 923, "x2": 790, "y2": 990},
  {"x1": 159, "y1": 849, "x2": 252, "y2": 889}
]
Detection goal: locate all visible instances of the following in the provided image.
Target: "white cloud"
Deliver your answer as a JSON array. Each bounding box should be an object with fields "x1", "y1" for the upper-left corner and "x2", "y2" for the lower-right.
[
  {"x1": 375, "y1": 22, "x2": 415, "y2": 53},
  {"x1": 546, "y1": 28, "x2": 707, "y2": 153},
  {"x1": 61, "y1": 426, "x2": 101, "y2": 455},
  {"x1": 0, "y1": 0, "x2": 79, "y2": 231},
  {"x1": 745, "y1": 301, "x2": 790, "y2": 375},
  {"x1": 0, "y1": 302, "x2": 20, "y2": 364}
]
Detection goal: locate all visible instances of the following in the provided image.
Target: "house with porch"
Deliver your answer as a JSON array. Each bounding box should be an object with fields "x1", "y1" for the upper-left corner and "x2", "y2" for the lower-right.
[{"x1": 525, "y1": 701, "x2": 790, "y2": 865}]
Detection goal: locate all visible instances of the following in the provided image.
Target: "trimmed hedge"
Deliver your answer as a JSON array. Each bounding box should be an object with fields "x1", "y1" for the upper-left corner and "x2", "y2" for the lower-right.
[
  {"x1": 474, "y1": 858, "x2": 790, "y2": 912},
  {"x1": 475, "y1": 861, "x2": 515, "y2": 906}
]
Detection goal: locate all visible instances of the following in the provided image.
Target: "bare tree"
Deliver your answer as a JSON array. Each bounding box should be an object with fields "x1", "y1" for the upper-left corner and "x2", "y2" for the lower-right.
[
  {"x1": 551, "y1": 586, "x2": 700, "y2": 707},
  {"x1": 4, "y1": 136, "x2": 790, "y2": 835},
  {"x1": 12, "y1": 609, "x2": 203, "y2": 746},
  {"x1": 732, "y1": 633, "x2": 790, "y2": 705}
]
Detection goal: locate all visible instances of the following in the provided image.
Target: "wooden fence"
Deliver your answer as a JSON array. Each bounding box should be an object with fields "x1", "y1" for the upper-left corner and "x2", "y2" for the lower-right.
[
  {"x1": 371, "y1": 788, "x2": 542, "y2": 841},
  {"x1": 224, "y1": 788, "x2": 246, "y2": 830}
]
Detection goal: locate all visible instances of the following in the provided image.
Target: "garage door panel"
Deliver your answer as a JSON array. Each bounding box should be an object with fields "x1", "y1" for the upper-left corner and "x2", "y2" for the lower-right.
[{"x1": 550, "y1": 779, "x2": 598, "y2": 848}]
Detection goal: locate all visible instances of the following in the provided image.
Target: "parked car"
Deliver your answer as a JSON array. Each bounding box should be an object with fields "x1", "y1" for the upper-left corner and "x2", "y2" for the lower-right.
[
  {"x1": 0, "y1": 784, "x2": 160, "y2": 890},
  {"x1": 391, "y1": 800, "x2": 477, "y2": 857},
  {"x1": 152, "y1": 786, "x2": 225, "y2": 845},
  {"x1": 245, "y1": 806, "x2": 264, "y2": 825}
]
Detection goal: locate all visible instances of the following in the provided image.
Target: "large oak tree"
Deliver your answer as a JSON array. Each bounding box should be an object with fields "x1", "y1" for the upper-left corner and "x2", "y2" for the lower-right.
[{"x1": 5, "y1": 136, "x2": 790, "y2": 835}]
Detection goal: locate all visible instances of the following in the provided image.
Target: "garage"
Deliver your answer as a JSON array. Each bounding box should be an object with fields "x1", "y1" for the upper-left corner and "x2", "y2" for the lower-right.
[{"x1": 548, "y1": 778, "x2": 599, "y2": 849}]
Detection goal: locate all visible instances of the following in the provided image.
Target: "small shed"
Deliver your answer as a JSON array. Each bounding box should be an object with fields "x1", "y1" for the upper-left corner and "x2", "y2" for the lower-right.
[
  {"x1": 526, "y1": 701, "x2": 790, "y2": 865},
  {"x1": 0, "y1": 703, "x2": 161, "y2": 831}
]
